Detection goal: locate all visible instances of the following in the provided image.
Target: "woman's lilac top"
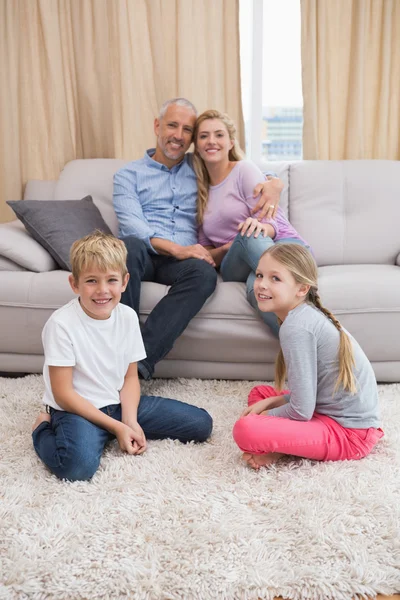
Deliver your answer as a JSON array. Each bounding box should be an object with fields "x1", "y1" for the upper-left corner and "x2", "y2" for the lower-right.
[{"x1": 198, "y1": 160, "x2": 307, "y2": 247}]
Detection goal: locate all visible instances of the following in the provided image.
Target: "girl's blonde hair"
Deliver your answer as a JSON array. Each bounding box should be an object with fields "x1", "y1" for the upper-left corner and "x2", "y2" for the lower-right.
[
  {"x1": 264, "y1": 243, "x2": 357, "y2": 394},
  {"x1": 193, "y1": 109, "x2": 245, "y2": 224},
  {"x1": 70, "y1": 231, "x2": 128, "y2": 281}
]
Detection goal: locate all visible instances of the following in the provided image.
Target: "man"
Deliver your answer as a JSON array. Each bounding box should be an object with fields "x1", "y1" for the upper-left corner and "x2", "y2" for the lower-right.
[{"x1": 113, "y1": 98, "x2": 283, "y2": 380}]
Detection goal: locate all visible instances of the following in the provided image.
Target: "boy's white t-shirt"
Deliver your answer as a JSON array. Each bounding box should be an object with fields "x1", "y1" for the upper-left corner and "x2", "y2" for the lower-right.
[{"x1": 42, "y1": 298, "x2": 146, "y2": 411}]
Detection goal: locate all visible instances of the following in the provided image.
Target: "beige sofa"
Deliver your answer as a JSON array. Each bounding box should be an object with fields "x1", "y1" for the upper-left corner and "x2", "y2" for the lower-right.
[{"x1": 1, "y1": 159, "x2": 400, "y2": 381}]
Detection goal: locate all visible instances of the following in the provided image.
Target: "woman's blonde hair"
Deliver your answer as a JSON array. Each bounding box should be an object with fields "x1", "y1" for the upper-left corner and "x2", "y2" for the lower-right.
[
  {"x1": 193, "y1": 109, "x2": 245, "y2": 224},
  {"x1": 70, "y1": 231, "x2": 128, "y2": 281},
  {"x1": 264, "y1": 243, "x2": 357, "y2": 394}
]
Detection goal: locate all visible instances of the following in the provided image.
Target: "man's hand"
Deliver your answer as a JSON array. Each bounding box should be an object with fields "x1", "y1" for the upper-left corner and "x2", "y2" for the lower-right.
[
  {"x1": 174, "y1": 244, "x2": 216, "y2": 266},
  {"x1": 251, "y1": 176, "x2": 284, "y2": 220},
  {"x1": 116, "y1": 421, "x2": 147, "y2": 455},
  {"x1": 238, "y1": 218, "x2": 275, "y2": 239}
]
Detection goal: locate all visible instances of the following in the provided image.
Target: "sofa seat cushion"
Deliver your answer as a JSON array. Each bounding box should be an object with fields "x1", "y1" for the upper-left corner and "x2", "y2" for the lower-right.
[
  {"x1": 0, "y1": 272, "x2": 279, "y2": 364},
  {"x1": 318, "y1": 264, "x2": 400, "y2": 361},
  {"x1": 318, "y1": 264, "x2": 400, "y2": 312}
]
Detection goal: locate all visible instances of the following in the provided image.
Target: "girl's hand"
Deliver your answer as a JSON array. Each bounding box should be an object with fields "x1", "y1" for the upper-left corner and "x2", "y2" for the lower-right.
[
  {"x1": 238, "y1": 218, "x2": 271, "y2": 239},
  {"x1": 241, "y1": 398, "x2": 271, "y2": 417},
  {"x1": 116, "y1": 422, "x2": 147, "y2": 455}
]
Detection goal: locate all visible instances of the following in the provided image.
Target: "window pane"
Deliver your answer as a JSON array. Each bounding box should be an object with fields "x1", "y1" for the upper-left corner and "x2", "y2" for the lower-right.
[
  {"x1": 262, "y1": 0, "x2": 303, "y2": 160},
  {"x1": 240, "y1": 0, "x2": 303, "y2": 161}
]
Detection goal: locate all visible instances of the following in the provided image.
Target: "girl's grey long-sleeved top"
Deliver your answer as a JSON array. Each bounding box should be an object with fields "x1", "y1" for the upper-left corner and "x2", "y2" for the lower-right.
[{"x1": 268, "y1": 303, "x2": 380, "y2": 428}]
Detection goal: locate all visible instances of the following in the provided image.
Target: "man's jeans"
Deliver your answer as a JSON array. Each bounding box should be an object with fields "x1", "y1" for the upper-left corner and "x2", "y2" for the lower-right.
[
  {"x1": 121, "y1": 236, "x2": 217, "y2": 379},
  {"x1": 220, "y1": 234, "x2": 308, "y2": 337},
  {"x1": 32, "y1": 397, "x2": 213, "y2": 481}
]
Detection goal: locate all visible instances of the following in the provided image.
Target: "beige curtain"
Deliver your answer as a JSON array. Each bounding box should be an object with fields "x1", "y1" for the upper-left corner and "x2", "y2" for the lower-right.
[
  {"x1": 0, "y1": 0, "x2": 243, "y2": 223},
  {"x1": 301, "y1": 0, "x2": 400, "y2": 160}
]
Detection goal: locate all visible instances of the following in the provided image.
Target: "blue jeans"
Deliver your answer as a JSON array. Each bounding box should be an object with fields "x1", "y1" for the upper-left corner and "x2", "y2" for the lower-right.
[
  {"x1": 121, "y1": 236, "x2": 217, "y2": 379},
  {"x1": 221, "y1": 234, "x2": 308, "y2": 337},
  {"x1": 32, "y1": 397, "x2": 213, "y2": 481}
]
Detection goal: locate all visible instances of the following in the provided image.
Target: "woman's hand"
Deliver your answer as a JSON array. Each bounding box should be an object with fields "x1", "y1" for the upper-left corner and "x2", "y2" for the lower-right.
[{"x1": 238, "y1": 218, "x2": 273, "y2": 238}]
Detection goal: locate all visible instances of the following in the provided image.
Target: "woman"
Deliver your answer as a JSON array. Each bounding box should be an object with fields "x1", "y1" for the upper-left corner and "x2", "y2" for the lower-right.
[{"x1": 193, "y1": 109, "x2": 309, "y2": 336}]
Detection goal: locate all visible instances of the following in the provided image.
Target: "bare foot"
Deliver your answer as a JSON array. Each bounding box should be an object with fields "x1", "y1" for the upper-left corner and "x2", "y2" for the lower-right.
[
  {"x1": 32, "y1": 412, "x2": 51, "y2": 431},
  {"x1": 242, "y1": 452, "x2": 285, "y2": 470}
]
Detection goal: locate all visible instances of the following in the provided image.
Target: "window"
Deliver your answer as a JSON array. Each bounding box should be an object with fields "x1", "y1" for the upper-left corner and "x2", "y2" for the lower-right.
[{"x1": 240, "y1": 0, "x2": 303, "y2": 163}]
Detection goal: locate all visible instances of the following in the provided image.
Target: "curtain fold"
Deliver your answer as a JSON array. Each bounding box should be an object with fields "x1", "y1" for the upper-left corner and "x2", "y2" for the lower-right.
[
  {"x1": 0, "y1": 0, "x2": 244, "y2": 223},
  {"x1": 301, "y1": 0, "x2": 400, "y2": 160}
]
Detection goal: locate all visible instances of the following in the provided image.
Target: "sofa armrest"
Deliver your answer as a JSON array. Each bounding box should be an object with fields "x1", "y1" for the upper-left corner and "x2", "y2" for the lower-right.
[
  {"x1": 397, "y1": 253, "x2": 400, "y2": 266},
  {"x1": 24, "y1": 180, "x2": 57, "y2": 200},
  {"x1": 0, "y1": 221, "x2": 58, "y2": 272}
]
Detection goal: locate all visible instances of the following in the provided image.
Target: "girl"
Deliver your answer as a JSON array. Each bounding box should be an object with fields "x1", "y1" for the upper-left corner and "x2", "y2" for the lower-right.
[
  {"x1": 233, "y1": 243, "x2": 383, "y2": 469},
  {"x1": 193, "y1": 109, "x2": 310, "y2": 336}
]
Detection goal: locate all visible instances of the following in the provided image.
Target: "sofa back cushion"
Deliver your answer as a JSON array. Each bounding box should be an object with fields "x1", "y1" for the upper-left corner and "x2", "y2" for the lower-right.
[
  {"x1": 289, "y1": 160, "x2": 400, "y2": 266},
  {"x1": 54, "y1": 159, "x2": 129, "y2": 235}
]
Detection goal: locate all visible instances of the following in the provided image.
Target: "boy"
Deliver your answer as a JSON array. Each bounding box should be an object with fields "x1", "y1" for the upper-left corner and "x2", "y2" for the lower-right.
[{"x1": 32, "y1": 231, "x2": 213, "y2": 481}]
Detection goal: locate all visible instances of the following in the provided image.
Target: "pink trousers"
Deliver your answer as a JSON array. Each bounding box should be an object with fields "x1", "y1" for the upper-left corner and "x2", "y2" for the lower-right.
[{"x1": 232, "y1": 385, "x2": 384, "y2": 462}]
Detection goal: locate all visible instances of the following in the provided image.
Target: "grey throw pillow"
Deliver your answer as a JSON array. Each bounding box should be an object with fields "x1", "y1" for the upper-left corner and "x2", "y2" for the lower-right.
[{"x1": 7, "y1": 196, "x2": 112, "y2": 270}]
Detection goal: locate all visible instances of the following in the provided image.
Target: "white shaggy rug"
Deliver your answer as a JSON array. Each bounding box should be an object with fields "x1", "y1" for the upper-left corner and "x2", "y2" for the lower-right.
[{"x1": 1, "y1": 376, "x2": 399, "y2": 600}]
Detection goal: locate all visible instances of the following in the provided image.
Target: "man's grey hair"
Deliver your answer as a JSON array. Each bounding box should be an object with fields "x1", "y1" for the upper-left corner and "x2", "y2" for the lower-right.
[{"x1": 159, "y1": 98, "x2": 198, "y2": 120}]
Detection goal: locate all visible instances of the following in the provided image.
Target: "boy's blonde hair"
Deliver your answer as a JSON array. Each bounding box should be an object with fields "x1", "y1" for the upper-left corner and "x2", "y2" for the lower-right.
[
  {"x1": 263, "y1": 243, "x2": 357, "y2": 395},
  {"x1": 193, "y1": 109, "x2": 245, "y2": 225},
  {"x1": 70, "y1": 231, "x2": 128, "y2": 281}
]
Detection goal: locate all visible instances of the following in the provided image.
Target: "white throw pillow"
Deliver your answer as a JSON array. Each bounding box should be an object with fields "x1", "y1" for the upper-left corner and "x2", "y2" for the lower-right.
[{"x1": 0, "y1": 220, "x2": 58, "y2": 272}]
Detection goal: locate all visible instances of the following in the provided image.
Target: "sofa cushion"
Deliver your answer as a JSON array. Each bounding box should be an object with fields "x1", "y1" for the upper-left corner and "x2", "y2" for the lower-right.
[
  {"x1": 7, "y1": 196, "x2": 112, "y2": 271},
  {"x1": 318, "y1": 263, "x2": 400, "y2": 361},
  {"x1": 289, "y1": 160, "x2": 400, "y2": 266},
  {"x1": 0, "y1": 256, "x2": 27, "y2": 271},
  {"x1": 0, "y1": 220, "x2": 58, "y2": 272},
  {"x1": 54, "y1": 159, "x2": 128, "y2": 235}
]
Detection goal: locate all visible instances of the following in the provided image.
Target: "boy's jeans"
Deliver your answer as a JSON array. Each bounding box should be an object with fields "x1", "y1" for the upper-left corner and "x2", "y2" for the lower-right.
[
  {"x1": 32, "y1": 396, "x2": 212, "y2": 482},
  {"x1": 220, "y1": 233, "x2": 308, "y2": 337}
]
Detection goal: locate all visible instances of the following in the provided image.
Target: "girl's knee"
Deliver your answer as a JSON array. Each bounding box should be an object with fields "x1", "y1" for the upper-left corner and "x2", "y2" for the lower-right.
[
  {"x1": 232, "y1": 416, "x2": 257, "y2": 448},
  {"x1": 248, "y1": 385, "x2": 280, "y2": 405}
]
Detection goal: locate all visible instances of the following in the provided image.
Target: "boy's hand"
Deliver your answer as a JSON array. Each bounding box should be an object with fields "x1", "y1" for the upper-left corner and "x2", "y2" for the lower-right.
[{"x1": 116, "y1": 422, "x2": 147, "y2": 455}]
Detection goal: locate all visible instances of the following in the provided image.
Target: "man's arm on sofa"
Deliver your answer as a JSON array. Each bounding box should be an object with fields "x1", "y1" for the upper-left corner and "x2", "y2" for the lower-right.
[
  {"x1": 113, "y1": 170, "x2": 155, "y2": 250},
  {"x1": 251, "y1": 174, "x2": 284, "y2": 220}
]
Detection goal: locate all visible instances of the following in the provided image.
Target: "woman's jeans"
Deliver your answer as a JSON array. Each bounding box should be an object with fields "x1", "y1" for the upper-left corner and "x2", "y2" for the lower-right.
[
  {"x1": 32, "y1": 397, "x2": 213, "y2": 482},
  {"x1": 220, "y1": 234, "x2": 308, "y2": 337}
]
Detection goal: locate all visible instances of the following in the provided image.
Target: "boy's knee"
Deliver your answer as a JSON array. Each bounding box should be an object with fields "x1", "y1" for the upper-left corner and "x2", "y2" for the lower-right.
[
  {"x1": 193, "y1": 409, "x2": 213, "y2": 442},
  {"x1": 54, "y1": 447, "x2": 100, "y2": 482}
]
